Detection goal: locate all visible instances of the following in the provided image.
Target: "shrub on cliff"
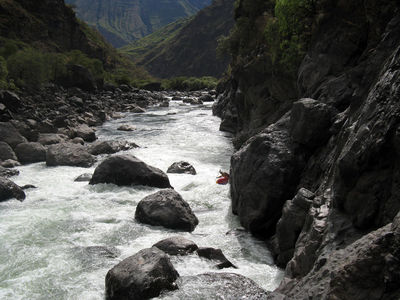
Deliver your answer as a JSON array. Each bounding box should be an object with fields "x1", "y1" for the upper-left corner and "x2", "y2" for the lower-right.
[
  {"x1": 218, "y1": 0, "x2": 316, "y2": 76},
  {"x1": 7, "y1": 49, "x2": 48, "y2": 88}
]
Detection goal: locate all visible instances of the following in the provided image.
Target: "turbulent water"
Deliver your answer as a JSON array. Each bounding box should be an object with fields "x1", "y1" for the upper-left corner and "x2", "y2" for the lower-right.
[{"x1": 0, "y1": 100, "x2": 283, "y2": 299}]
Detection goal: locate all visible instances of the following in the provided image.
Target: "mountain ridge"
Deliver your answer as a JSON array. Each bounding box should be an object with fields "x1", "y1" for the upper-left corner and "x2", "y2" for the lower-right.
[
  {"x1": 123, "y1": 0, "x2": 235, "y2": 79},
  {"x1": 65, "y1": 0, "x2": 211, "y2": 47}
]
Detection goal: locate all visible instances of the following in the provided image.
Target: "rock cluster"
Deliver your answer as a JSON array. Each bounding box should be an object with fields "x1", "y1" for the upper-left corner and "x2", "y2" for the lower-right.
[{"x1": 105, "y1": 236, "x2": 243, "y2": 300}]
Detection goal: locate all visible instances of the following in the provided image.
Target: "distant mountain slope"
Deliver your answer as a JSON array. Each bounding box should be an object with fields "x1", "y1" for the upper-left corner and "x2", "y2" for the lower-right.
[
  {"x1": 119, "y1": 18, "x2": 191, "y2": 60},
  {"x1": 123, "y1": 0, "x2": 235, "y2": 78},
  {"x1": 65, "y1": 0, "x2": 211, "y2": 47}
]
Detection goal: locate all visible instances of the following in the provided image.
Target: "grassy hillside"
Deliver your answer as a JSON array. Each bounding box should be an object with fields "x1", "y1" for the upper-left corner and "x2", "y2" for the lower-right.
[
  {"x1": 65, "y1": 0, "x2": 211, "y2": 47},
  {"x1": 122, "y1": 0, "x2": 235, "y2": 79},
  {"x1": 119, "y1": 18, "x2": 191, "y2": 60}
]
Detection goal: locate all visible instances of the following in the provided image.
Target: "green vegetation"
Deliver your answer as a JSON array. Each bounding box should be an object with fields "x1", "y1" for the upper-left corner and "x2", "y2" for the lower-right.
[
  {"x1": 120, "y1": 18, "x2": 190, "y2": 61},
  {"x1": 162, "y1": 76, "x2": 218, "y2": 91},
  {"x1": 218, "y1": 0, "x2": 316, "y2": 76},
  {"x1": 0, "y1": 39, "x2": 150, "y2": 90}
]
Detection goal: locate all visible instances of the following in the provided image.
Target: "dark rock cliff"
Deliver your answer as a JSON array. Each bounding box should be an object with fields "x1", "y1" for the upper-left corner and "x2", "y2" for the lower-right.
[{"x1": 215, "y1": 0, "x2": 400, "y2": 297}]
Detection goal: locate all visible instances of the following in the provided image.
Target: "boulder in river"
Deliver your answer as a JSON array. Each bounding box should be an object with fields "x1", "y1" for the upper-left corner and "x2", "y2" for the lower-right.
[
  {"x1": 196, "y1": 247, "x2": 237, "y2": 269},
  {"x1": 153, "y1": 236, "x2": 198, "y2": 255},
  {"x1": 0, "y1": 177, "x2": 25, "y2": 202},
  {"x1": 135, "y1": 189, "x2": 198, "y2": 232},
  {"x1": 167, "y1": 161, "x2": 197, "y2": 175},
  {"x1": 74, "y1": 173, "x2": 92, "y2": 182},
  {"x1": 105, "y1": 247, "x2": 179, "y2": 300},
  {"x1": 14, "y1": 142, "x2": 46, "y2": 164},
  {"x1": 71, "y1": 124, "x2": 96, "y2": 142},
  {"x1": 89, "y1": 154, "x2": 171, "y2": 188},
  {"x1": 46, "y1": 143, "x2": 95, "y2": 167},
  {"x1": 0, "y1": 141, "x2": 18, "y2": 161},
  {"x1": 117, "y1": 124, "x2": 136, "y2": 132},
  {"x1": 87, "y1": 140, "x2": 138, "y2": 156},
  {"x1": 199, "y1": 94, "x2": 214, "y2": 102}
]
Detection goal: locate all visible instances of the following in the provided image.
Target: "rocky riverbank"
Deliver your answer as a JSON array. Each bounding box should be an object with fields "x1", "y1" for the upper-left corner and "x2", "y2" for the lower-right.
[
  {"x1": 0, "y1": 84, "x2": 214, "y2": 201},
  {"x1": 214, "y1": 0, "x2": 400, "y2": 298}
]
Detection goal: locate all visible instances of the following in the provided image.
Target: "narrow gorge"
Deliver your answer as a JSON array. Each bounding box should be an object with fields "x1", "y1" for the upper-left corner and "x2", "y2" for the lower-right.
[{"x1": 0, "y1": 0, "x2": 400, "y2": 299}]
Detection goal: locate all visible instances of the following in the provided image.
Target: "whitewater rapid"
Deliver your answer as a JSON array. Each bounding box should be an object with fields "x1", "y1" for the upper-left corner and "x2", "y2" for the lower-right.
[{"x1": 0, "y1": 100, "x2": 283, "y2": 299}]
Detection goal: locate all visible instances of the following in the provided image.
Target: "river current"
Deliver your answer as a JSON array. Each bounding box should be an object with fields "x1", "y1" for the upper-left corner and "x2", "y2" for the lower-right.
[{"x1": 0, "y1": 100, "x2": 283, "y2": 299}]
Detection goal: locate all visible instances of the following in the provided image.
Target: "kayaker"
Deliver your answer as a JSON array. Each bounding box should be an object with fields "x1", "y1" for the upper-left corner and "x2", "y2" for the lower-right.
[{"x1": 216, "y1": 170, "x2": 229, "y2": 184}]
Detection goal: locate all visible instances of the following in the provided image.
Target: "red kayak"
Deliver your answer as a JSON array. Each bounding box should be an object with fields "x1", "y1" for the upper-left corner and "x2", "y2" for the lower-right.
[{"x1": 216, "y1": 176, "x2": 229, "y2": 185}]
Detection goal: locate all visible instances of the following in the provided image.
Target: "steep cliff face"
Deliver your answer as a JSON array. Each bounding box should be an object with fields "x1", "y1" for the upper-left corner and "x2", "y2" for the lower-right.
[
  {"x1": 65, "y1": 0, "x2": 211, "y2": 47},
  {"x1": 215, "y1": 0, "x2": 400, "y2": 297}
]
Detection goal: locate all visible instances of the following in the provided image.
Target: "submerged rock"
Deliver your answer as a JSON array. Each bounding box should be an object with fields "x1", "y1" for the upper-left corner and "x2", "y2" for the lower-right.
[
  {"x1": 89, "y1": 154, "x2": 171, "y2": 188},
  {"x1": 117, "y1": 124, "x2": 136, "y2": 132},
  {"x1": 105, "y1": 247, "x2": 179, "y2": 300},
  {"x1": 87, "y1": 140, "x2": 138, "y2": 156},
  {"x1": 167, "y1": 161, "x2": 197, "y2": 175},
  {"x1": 74, "y1": 173, "x2": 92, "y2": 182},
  {"x1": 160, "y1": 273, "x2": 268, "y2": 299},
  {"x1": 0, "y1": 177, "x2": 25, "y2": 201},
  {"x1": 135, "y1": 189, "x2": 198, "y2": 232},
  {"x1": 153, "y1": 236, "x2": 198, "y2": 255},
  {"x1": 196, "y1": 247, "x2": 237, "y2": 269}
]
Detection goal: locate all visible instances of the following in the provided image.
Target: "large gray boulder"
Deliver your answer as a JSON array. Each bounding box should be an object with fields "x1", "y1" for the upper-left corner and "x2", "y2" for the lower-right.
[
  {"x1": 38, "y1": 133, "x2": 67, "y2": 145},
  {"x1": 105, "y1": 247, "x2": 179, "y2": 300},
  {"x1": 0, "y1": 141, "x2": 18, "y2": 161},
  {"x1": 135, "y1": 189, "x2": 198, "y2": 232},
  {"x1": 153, "y1": 236, "x2": 198, "y2": 255},
  {"x1": 0, "y1": 177, "x2": 25, "y2": 201},
  {"x1": 46, "y1": 143, "x2": 95, "y2": 167},
  {"x1": 15, "y1": 142, "x2": 46, "y2": 164},
  {"x1": 89, "y1": 155, "x2": 171, "y2": 188},
  {"x1": 0, "y1": 122, "x2": 27, "y2": 149},
  {"x1": 71, "y1": 124, "x2": 96, "y2": 142}
]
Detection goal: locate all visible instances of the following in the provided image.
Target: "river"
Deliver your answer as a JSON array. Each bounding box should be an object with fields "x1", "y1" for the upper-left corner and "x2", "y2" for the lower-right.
[{"x1": 0, "y1": 99, "x2": 283, "y2": 299}]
